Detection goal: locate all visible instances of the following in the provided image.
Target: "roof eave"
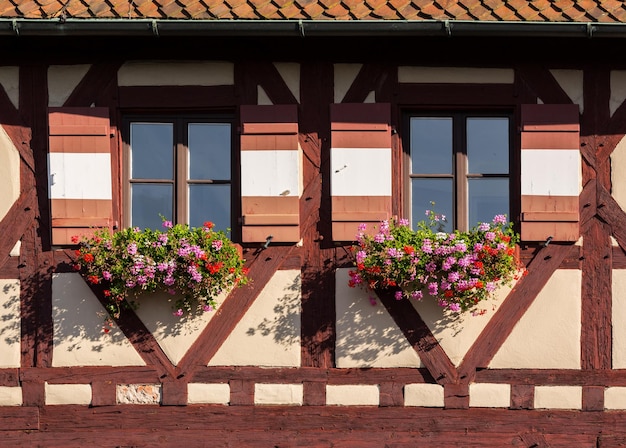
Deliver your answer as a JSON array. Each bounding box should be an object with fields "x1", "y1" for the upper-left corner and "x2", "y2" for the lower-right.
[{"x1": 1, "y1": 18, "x2": 626, "y2": 38}]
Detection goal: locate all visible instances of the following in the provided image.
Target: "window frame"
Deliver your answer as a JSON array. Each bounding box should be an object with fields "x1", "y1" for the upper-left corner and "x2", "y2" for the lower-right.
[
  {"x1": 402, "y1": 109, "x2": 517, "y2": 231},
  {"x1": 121, "y1": 113, "x2": 240, "y2": 239}
]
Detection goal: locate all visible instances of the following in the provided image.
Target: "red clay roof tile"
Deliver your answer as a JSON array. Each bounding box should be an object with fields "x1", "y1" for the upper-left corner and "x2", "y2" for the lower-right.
[{"x1": 4, "y1": 0, "x2": 626, "y2": 23}]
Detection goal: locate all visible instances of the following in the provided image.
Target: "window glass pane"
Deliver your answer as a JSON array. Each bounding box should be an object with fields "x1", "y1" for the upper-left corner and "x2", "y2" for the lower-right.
[
  {"x1": 131, "y1": 183, "x2": 173, "y2": 230},
  {"x1": 188, "y1": 184, "x2": 231, "y2": 233},
  {"x1": 467, "y1": 117, "x2": 509, "y2": 174},
  {"x1": 411, "y1": 178, "x2": 453, "y2": 233},
  {"x1": 130, "y1": 123, "x2": 174, "y2": 180},
  {"x1": 468, "y1": 178, "x2": 509, "y2": 227},
  {"x1": 188, "y1": 123, "x2": 231, "y2": 180},
  {"x1": 410, "y1": 117, "x2": 452, "y2": 174}
]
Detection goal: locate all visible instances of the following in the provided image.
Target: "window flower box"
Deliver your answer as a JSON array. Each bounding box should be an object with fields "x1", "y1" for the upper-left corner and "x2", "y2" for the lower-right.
[
  {"x1": 73, "y1": 221, "x2": 248, "y2": 319},
  {"x1": 348, "y1": 211, "x2": 524, "y2": 314}
]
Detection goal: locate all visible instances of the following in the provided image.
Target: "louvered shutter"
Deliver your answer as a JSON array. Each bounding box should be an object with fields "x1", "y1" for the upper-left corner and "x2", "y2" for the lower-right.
[
  {"x1": 48, "y1": 107, "x2": 114, "y2": 245},
  {"x1": 240, "y1": 105, "x2": 300, "y2": 243},
  {"x1": 330, "y1": 103, "x2": 392, "y2": 241},
  {"x1": 520, "y1": 104, "x2": 581, "y2": 242}
]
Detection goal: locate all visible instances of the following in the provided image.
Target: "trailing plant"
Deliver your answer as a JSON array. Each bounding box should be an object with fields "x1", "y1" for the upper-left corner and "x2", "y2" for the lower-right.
[
  {"x1": 73, "y1": 221, "x2": 248, "y2": 319},
  {"x1": 348, "y1": 209, "x2": 525, "y2": 313}
]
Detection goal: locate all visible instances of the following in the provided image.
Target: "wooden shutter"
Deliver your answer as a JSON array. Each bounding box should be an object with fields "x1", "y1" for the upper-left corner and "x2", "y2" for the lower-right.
[
  {"x1": 48, "y1": 107, "x2": 114, "y2": 245},
  {"x1": 240, "y1": 105, "x2": 300, "y2": 243},
  {"x1": 330, "y1": 103, "x2": 392, "y2": 241},
  {"x1": 520, "y1": 104, "x2": 581, "y2": 242}
]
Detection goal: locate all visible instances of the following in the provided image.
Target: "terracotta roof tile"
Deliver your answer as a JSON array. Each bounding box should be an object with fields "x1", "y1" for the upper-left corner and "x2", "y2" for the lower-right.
[{"x1": 4, "y1": 0, "x2": 626, "y2": 23}]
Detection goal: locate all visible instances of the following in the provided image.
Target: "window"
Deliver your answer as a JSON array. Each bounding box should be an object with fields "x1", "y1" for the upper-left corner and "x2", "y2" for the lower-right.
[
  {"x1": 407, "y1": 112, "x2": 512, "y2": 232},
  {"x1": 124, "y1": 115, "x2": 235, "y2": 233}
]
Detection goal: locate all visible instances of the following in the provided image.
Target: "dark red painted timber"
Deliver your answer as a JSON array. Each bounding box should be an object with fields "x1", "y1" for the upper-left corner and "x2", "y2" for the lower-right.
[
  {"x1": 63, "y1": 62, "x2": 124, "y2": 108},
  {"x1": 341, "y1": 63, "x2": 387, "y2": 104},
  {"x1": 254, "y1": 61, "x2": 298, "y2": 105},
  {"x1": 118, "y1": 85, "x2": 236, "y2": 109},
  {"x1": 517, "y1": 65, "x2": 573, "y2": 105},
  {"x1": 396, "y1": 83, "x2": 516, "y2": 106}
]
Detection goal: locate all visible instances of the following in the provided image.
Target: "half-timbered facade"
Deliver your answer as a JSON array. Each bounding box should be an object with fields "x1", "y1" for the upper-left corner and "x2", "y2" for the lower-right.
[{"x1": 2, "y1": 0, "x2": 626, "y2": 446}]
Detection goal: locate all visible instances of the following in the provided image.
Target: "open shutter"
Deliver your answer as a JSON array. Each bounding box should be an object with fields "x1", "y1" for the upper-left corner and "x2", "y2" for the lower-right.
[
  {"x1": 330, "y1": 103, "x2": 392, "y2": 241},
  {"x1": 520, "y1": 104, "x2": 581, "y2": 242},
  {"x1": 240, "y1": 105, "x2": 300, "y2": 243},
  {"x1": 48, "y1": 107, "x2": 114, "y2": 245}
]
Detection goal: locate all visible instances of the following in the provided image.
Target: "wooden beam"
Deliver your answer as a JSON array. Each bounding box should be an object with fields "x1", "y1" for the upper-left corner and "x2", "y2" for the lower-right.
[
  {"x1": 255, "y1": 62, "x2": 298, "y2": 105},
  {"x1": 341, "y1": 63, "x2": 385, "y2": 103},
  {"x1": 517, "y1": 65, "x2": 573, "y2": 105},
  {"x1": 118, "y1": 85, "x2": 236, "y2": 108},
  {"x1": 396, "y1": 83, "x2": 516, "y2": 106},
  {"x1": 63, "y1": 62, "x2": 124, "y2": 107},
  {"x1": 377, "y1": 288, "x2": 458, "y2": 385}
]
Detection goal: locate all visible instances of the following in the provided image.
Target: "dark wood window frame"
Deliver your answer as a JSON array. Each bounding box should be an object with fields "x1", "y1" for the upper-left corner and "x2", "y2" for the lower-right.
[
  {"x1": 402, "y1": 109, "x2": 518, "y2": 231},
  {"x1": 121, "y1": 113, "x2": 240, "y2": 240}
]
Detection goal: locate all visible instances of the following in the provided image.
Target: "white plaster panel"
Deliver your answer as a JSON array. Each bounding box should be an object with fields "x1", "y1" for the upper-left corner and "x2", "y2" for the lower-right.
[
  {"x1": 0, "y1": 126, "x2": 20, "y2": 223},
  {"x1": 52, "y1": 273, "x2": 145, "y2": 367},
  {"x1": 534, "y1": 385, "x2": 582, "y2": 410},
  {"x1": 334, "y1": 64, "x2": 362, "y2": 103},
  {"x1": 274, "y1": 62, "x2": 300, "y2": 103},
  {"x1": 611, "y1": 270, "x2": 626, "y2": 368},
  {"x1": 10, "y1": 241, "x2": 20, "y2": 257},
  {"x1": 48, "y1": 65, "x2": 91, "y2": 107},
  {"x1": 550, "y1": 69, "x2": 584, "y2": 114},
  {"x1": 45, "y1": 383, "x2": 92, "y2": 405},
  {"x1": 605, "y1": 387, "x2": 626, "y2": 410},
  {"x1": 188, "y1": 383, "x2": 230, "y2": 404},
  {"x1": 241, "y1": 150, "x2": 300, "y2": 197},
  {"x1": 0, "y1": 66, "x2": 19, "y2": 109},
  {"x1": 48, "y1": 153, "x2": 112, "y2": 200},
  {"x1": 0, "y1": 279, "x2": 20, "y2": 368},
  {"x1": 258, "y1": 85, "x2": 272, "y2": 105},
  {"x1": 364, "y1": 91, "x2": 376, "y2": 103},
  {"x1": 0, "y1": 387, "x2": 21, "y2": 406},
  {"x1": 335, "y1": 268, "x2": 422, "y2": 368},
  {"x1": 331, "y1": 148, "x2": 391, "y2": 196},
  {"x1": 134, "y1": 288, "x2": 230, "y2": 366},
  {"x1": 411, "y1": 277, "x2": 515, "y2": 367},
  {"x1": 209, "y1": 270, "x2": 301, "y2": 367},
  {"x1": 489, "y1": 270, "x2": 581, "y2": 369},
  {"x1": 404, "y1": 383, "x2": 444, "y2": 407},
  {"x1": 118, "y1": 61, "x2": 234, "y2": 86},
  {"x1": 610, "y1": 70, "x2": 626, "y2": 117},
  {"x1": 611, "y1": 136, "x2": 626, "y2": 213},
  {"x1": 326, "y1": 385, "x2": 379, "y2": 406},
  {"x1": 398, "y1": 67, "x2": 514, "y2": 84},
  {"x1": 254, "y1": 383, "x2": 303, "y2": 405},
  {"x1": 521, "y1": 149, "x2": 581, "y2": 196},
  {"x1": 469, "y1": 383, "x2": 511, "y2": 408}
]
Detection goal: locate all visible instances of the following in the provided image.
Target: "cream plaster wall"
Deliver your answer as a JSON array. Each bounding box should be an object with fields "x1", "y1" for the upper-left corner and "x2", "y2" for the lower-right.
[
  {"x1": 0, "y1": 66, "x2": 19, "y2": 109},
  {"x1": 45, "y1": 383, "x2": 92, "y2": 405},
  {"x1": 51, "y1": 273, "x2": 145, "y2": 367},
  {"x1": 489, "y1": 270, "x2": 581, "y2": 369},
  {"x1": 0, "y1": 126, "x2": 20, "y2": 223},
  {"x1": 611, "y1": 136, "x2": 626, "y2": 213},
  {"x1": 118, "y1": 61, "x2": 234, "y2": 86},
  {"x1": 550, "y1": 69, "x2": 584, "y2": 114},
  {"x1": 48, "y1": 65, "x2": 91, "y2": 107},
  {"x1": 10, "y1": 241, "x2": 20, "y2": 257},
  {"x1": 398, "y1": 67, "x2": 514, "y2": 84},
  {"x1": 335, "y1": 268, "x2": 422, "y2": 368},
  {"x1": 611, "y1": 70, "x2": 626, "y2": 117},
  {"x1": 0, "y1": 387, "x2": 21, "y2": 406},
  {"x1": 469, "y1": 383, "x2": 511, "y2": 408},
  {"x1": 208, "y1": 270, "x2": 301, "y2": 367},
  {"x1": 258, "y1": 86, "x2": 272, "y2": 105},
  {"x1": 605, "y1": 387, "x2": 626, "y2": 410},
  {"x1": 187, "y1": 383, "x2": 230, "y2": 404},
  {"x1": 534, "y1": 385, "x2": 582, "y2": 410},
  {"x1": 254, "y1": 383, "x2": 303, "y2": 405},
  {"x1": 0, "y1": 279, "x2": 20, "y2": 368},
  {"x1": 404, "y1": 383, "x2": 444, "y2": 407},
  {"x1": 133, "y1": 288, "x2": 230, "y2": 366},
  {"x1": 611, "y1": 270, "x2": 626, "y2": 368},
  {"x1": 334, "y1": 64, "x2": 362, "y2": 103},
  {"x1": 412, "y1": 278, "x2": 515, "y2": 367},
  {"x1": 326, "y1": 385, "x2": 379, "y2": 406}
]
